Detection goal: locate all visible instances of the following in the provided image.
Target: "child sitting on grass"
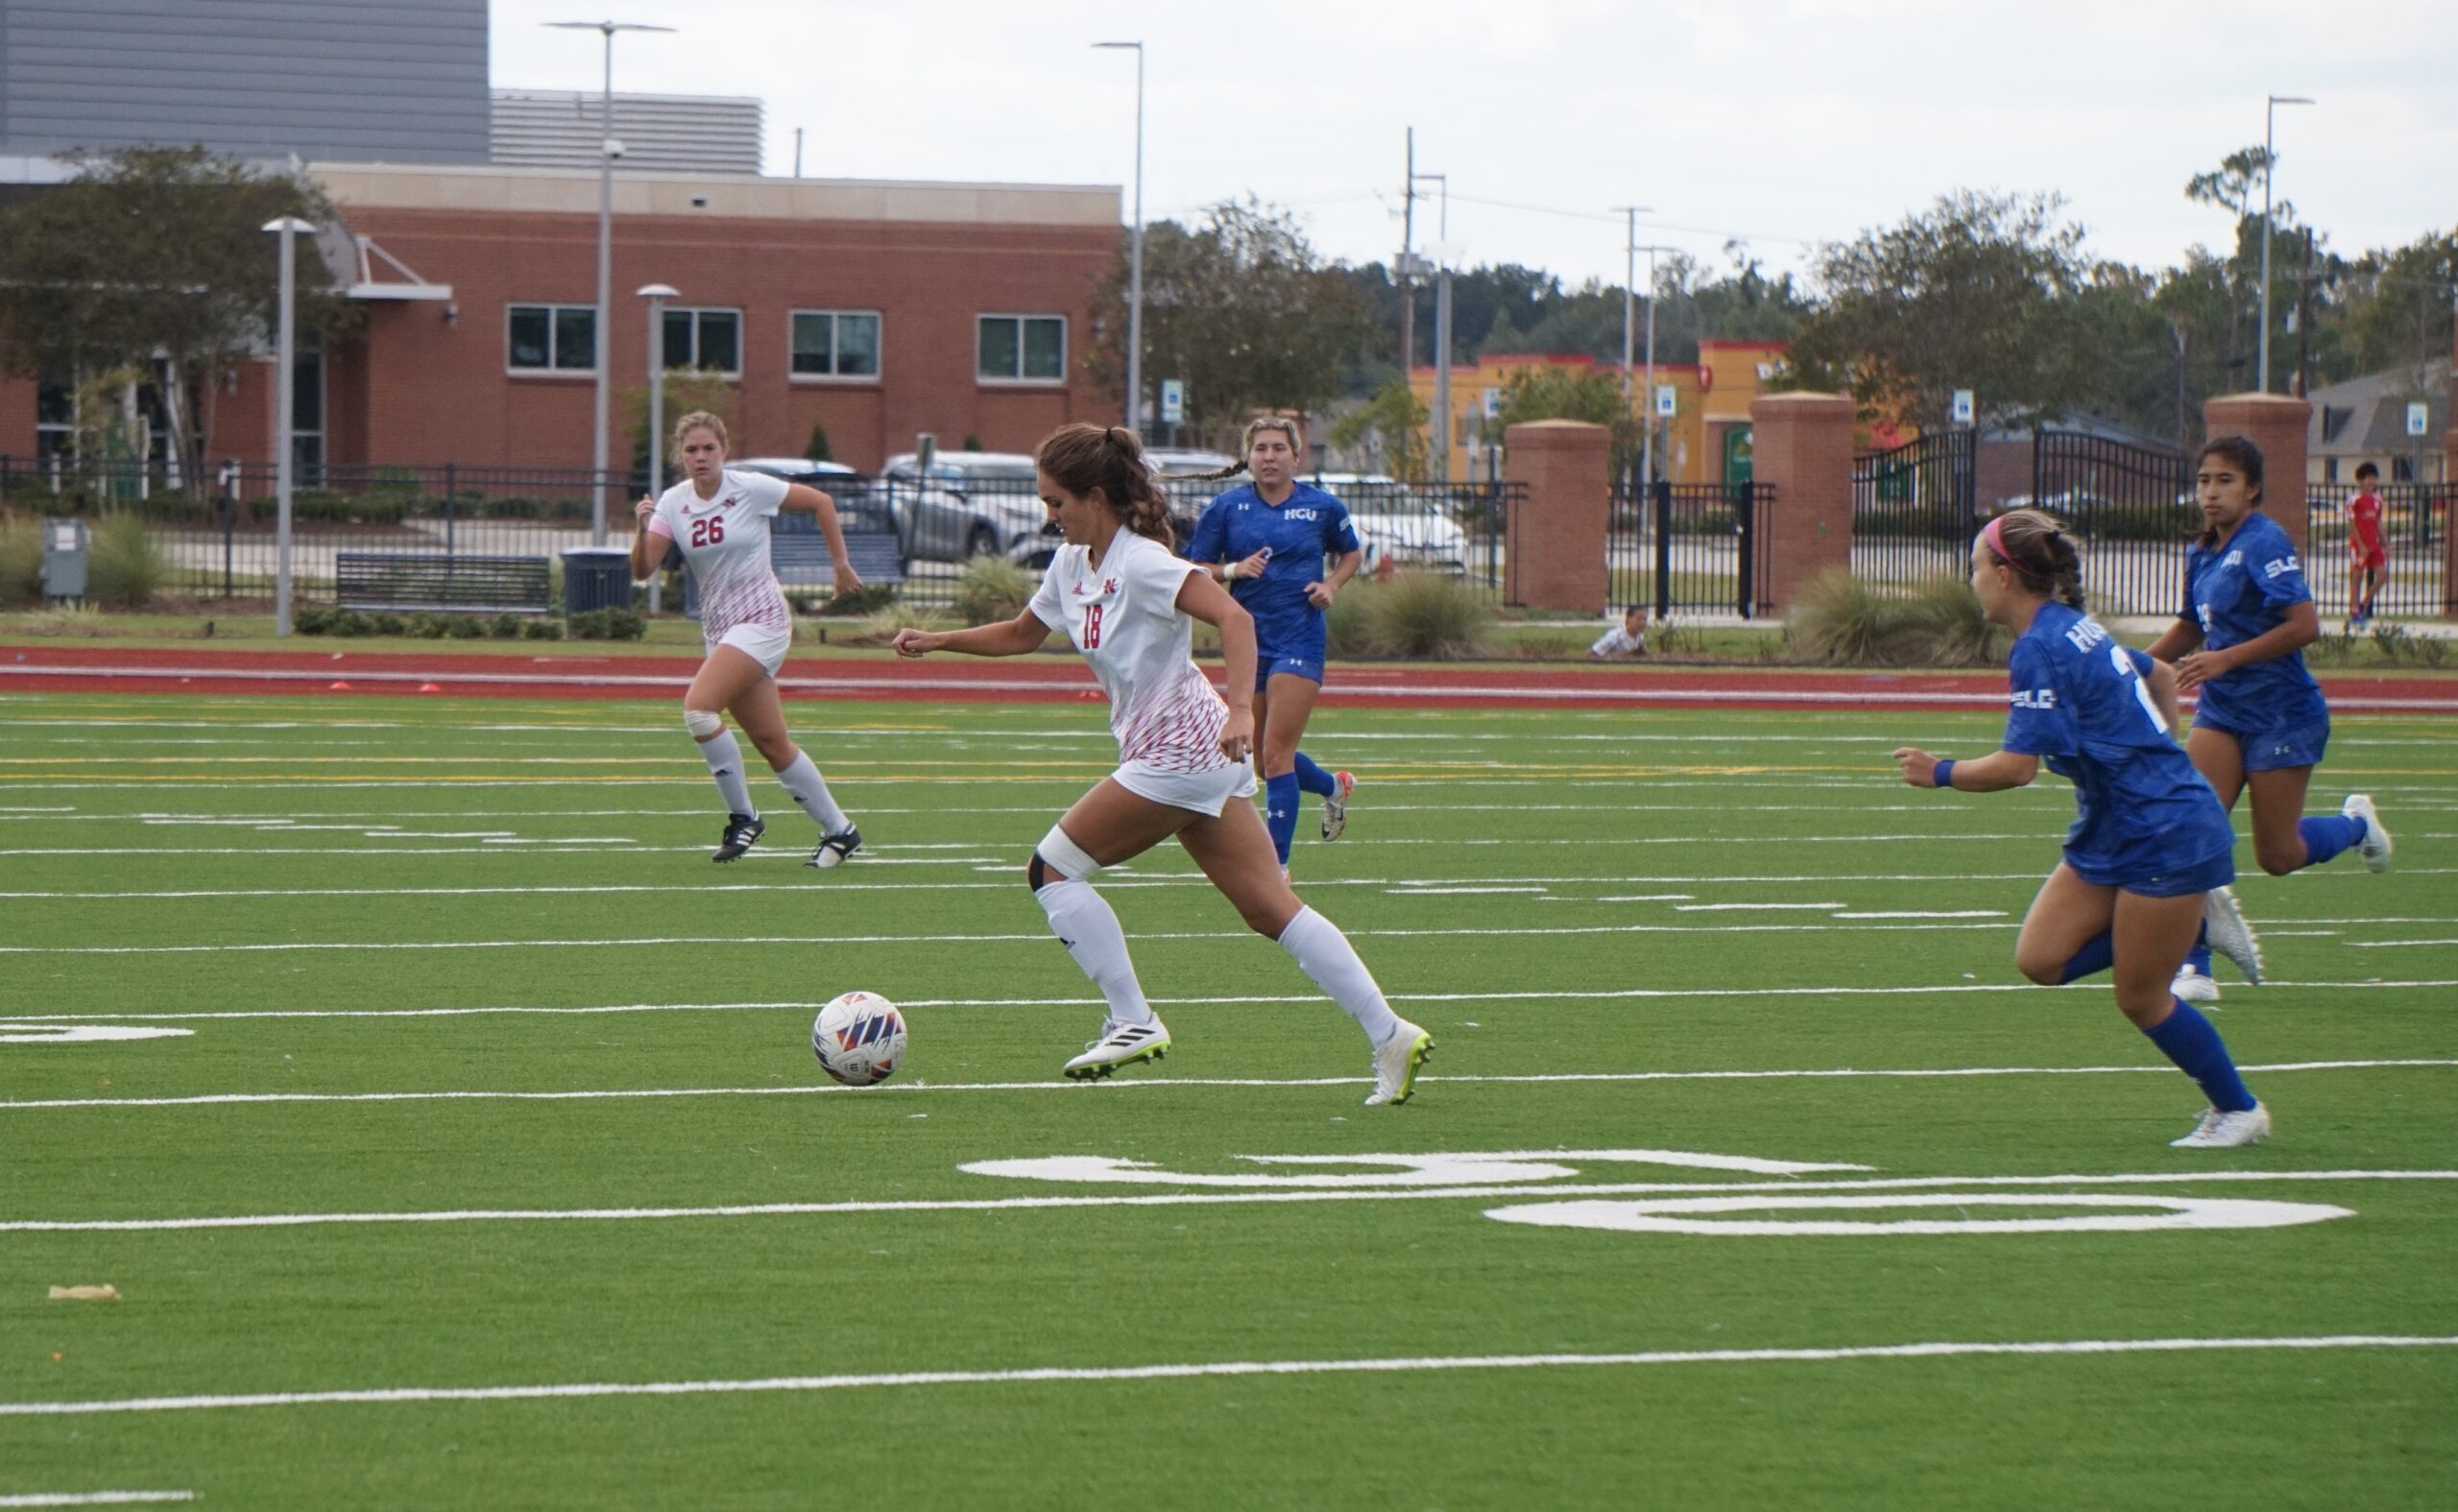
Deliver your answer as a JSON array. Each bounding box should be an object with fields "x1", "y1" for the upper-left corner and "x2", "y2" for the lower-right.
[{"x1": 1589, "y1": 606, "x2": 1648, "y2": 659}]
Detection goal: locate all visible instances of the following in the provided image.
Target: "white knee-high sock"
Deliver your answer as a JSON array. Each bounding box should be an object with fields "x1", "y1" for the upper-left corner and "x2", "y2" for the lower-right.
[
  {"x1": 1035, "y1": 878, "x2": 1154, "y2": 1025},
  {"x1": 1276, "y1": 906, "x2": 1401, "y2": 1044},
  {"x1": 774, "y1": 752, "x2": 850, "y2": 833},
  {"x1": 697, "y1": 732, "x2": 757, "y2": 817}
]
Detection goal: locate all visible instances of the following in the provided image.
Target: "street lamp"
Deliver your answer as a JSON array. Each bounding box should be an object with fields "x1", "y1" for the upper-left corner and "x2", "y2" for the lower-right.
[
  {"x1": 1616, "y1": 209, "x2": 1671, "y2": 488},
  {"x1": 262, "y1": 215, "x2": 316, "y2": 637},
  {"x1": 638, "y1": 282, "x2": 679, "y2": 613},
  {"x1": 1093, "y1": 41, "x2": 1144, "y2": 435},
  {"x1": 546, "y1": 17, "x2": 675, "y2": 543},
  {"x1": 2257, "y1": 93, "x2": 2315, "y2": 395}
]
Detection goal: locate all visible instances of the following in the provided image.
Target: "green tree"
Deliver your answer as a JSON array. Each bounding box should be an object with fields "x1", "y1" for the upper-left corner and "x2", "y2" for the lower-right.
[
  {"x1": 804, "y1": 422, "x2": 834, "y2": 463},
  {"x1": 0, "y1": 145, "x2": 354, "y2": 490},
  {"x1": 1498, "y1": 364, "x2": 1642, "y2": 479},
  {"x1": 1327, "y1": 379, "x2": 1431, "y2": 480},
  {"x1": 1784, "y1": 190, "x2": 2090, "y2": 429},
  {"x1": 622, "y1": 372, "x2": 736, "y2": 484},
  {"x1": 1086, "y1": 199, "x2": 1370, "y2": 448}
]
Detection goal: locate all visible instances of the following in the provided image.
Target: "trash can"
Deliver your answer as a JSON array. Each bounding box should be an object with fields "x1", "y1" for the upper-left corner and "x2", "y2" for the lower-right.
[
  {"x1": 40, "y1": 517, "x2": 89, "y2": 602},
  {"x1": 561, "y1": 547, "x2": 635, "y2": 614}
]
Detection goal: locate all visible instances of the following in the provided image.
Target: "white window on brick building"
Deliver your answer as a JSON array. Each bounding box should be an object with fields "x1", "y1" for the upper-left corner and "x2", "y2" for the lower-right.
[
  {"x1": 662, "y1": 307, "x2": 741, "y2": 376},
  {"x1": 790, "y1": 310, "x2": 881, "y2": 379},
  {"x1": 976, "y1": 314, "x2": 1065, "y2": 383},
  {"x1": 508, "y1": 303, "x2": 596, "y2": 372}
]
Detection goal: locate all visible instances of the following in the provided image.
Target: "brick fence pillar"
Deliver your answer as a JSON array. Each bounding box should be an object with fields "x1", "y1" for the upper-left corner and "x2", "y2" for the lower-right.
[
  {"x1": 1501, "y1": 420, "x2": 1609, "y2": 614},
  {"x1": 2203, "y1": 393, "x2": 2311, "y2": 557},
  {"x1": 1747, "y1": 392, "x2": 1856, "y2": 616}
]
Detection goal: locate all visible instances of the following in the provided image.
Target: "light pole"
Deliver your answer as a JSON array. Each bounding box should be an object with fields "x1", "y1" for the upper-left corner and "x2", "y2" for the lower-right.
[
  {"x1": 2257, "y1": 92, "x2": 2314, "y2": 395},
  {"x1": 638, "y1": 282, "x2": 678, "y2": 612},
  {"x1": 262, "y1": 215, "x2": 315, "y2": 637},
  {"x1": 547, "y1": 18, "x2": 674, "y2": 543},
  {"x1": 1094, "y1": 41, "x2": 1144, "y2": 435},
  {"x1": 1612, "y1": 206, "x2": 1655, "y2": 487}
]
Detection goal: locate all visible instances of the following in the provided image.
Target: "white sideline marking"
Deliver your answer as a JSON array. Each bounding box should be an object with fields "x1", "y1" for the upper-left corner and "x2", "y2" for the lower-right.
[
  {"x1": 961, "y1": 1149, "x2": 1874, "y2": 1188},
  {"x1": 11, "y1": 982, "x2": 2455, "y2": 1025},
  {"x1": 1483, "y1": 1194, "x2": 2352, "y2": 1236},
  {"x1": 1834, "y1": 910, "x2": 2009, "y2": 920},
  {"x1": 0, "y1": 833, "x2": 2054, "y2": 858},
  {"x1": 0, "y1": 1496, "x2": 196, "y2": 1507},
  {"x1": 0, "y1": 921, "x2": 2031, "y2": 956},
  {"x1": 1385, "y1": 885, "x2": 1548, "y2": 895},
  {"x1": 4, "y1": 1170, "x2": 2449, "y2": 1236},
  {"x1": 0, "y1": 1058, "x2": 2450, "y2": 1113},
  {"x1": 2347, "y1": 939, "x2": 2458, "y2": 948},
  {"x1": 0, "y1": 1025, "x2": 191, "y2": 1044},
  {"x1": 1, "y1": 1335, "x2": 2451, "y2": 1419},
  {"x1": 1675, "y1": 902, "x2": 1844, "y2": 912}
]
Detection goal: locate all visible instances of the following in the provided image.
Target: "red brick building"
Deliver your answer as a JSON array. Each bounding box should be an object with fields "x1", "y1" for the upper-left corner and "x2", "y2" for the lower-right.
[{"x1": 0, "y1": 163, "x2": 1122, "y2": 476}]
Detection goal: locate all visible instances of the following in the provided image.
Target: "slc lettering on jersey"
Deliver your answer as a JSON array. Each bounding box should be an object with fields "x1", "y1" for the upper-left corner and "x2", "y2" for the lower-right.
[
  {"x1": 2012, "y1": 688, "x2": 2058, "y2": 710},
  {"x1": 2263, "y1": 554, "x2": 2301, "y2": 580}
]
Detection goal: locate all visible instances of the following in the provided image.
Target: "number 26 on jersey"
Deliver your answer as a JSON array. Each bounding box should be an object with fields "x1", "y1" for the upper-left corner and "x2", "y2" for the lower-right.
[{"x1": 689, "y1": 516, "x2": 726, "y2": 548}]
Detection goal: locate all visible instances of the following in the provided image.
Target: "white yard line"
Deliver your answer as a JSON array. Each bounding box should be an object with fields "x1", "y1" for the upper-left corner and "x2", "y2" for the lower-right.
[
  {"x1": 0, "y1": 1059, "x2": 2446, "y2": 1115},
  {"x1": 9, "y1": 980, "x2": 2452, "y2": 1023},
  {"x1": 0, "y1": 1496, "x2": 195, "y2": 1508},
  {"x1": 2, "y1": 1171, "x2": 2450, "y2": 1237},
  {"x1": 2, "y1": 1336, "x2": 2450, "y2": 1419}
]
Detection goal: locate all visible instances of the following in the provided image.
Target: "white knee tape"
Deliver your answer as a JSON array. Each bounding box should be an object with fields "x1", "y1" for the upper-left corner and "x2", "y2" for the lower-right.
[
  {"x1": 685, "y1": 708, "x2": 725, "y2": 740},
  {"x1": 1036, "y1": 823, "x2": 1103, "y2": 880}
]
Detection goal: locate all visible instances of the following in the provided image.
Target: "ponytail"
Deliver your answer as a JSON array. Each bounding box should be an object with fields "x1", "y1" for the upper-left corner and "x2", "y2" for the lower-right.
[
  {"x1": 1985, "y1": 508, "x2": 2086, "y2": 611},
  {"x1": 1034, "y1": 423, "x2": 1176, "y2": 544}
]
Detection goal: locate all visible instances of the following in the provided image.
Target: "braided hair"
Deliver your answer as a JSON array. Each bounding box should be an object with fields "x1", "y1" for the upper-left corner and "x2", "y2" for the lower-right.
[
  {"x1": 1984, "y1": 508, "x2": 2086, "y2": 610},
  {"x1": 1033, "y1": 423, "x2": 1176, "y2": 544},
  {"x1": 1176, "y1": 416, "x2": 1307, "y2": 483}
]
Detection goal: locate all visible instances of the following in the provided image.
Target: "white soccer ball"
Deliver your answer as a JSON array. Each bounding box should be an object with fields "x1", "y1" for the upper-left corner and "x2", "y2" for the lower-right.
[{"x1": 811, "y1": 991, "x2": 907, "y2": 1087}]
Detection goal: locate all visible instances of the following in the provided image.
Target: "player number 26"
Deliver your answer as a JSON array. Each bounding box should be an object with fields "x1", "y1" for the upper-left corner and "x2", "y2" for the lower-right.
[{"x1": 689, "y1": 517, "x2": 726, "y2": 548}]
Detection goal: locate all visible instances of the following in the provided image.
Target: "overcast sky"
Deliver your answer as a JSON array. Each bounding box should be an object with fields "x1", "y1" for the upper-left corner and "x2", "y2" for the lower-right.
[{"x1": 494, "y1": 0, "x2": 2458, "y2": 293}]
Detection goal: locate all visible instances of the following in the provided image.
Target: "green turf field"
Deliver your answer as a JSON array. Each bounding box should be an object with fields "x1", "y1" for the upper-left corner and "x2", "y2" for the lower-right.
[{"x1": 1, "y1": 690, "x2": 2452, "y2": 1508}]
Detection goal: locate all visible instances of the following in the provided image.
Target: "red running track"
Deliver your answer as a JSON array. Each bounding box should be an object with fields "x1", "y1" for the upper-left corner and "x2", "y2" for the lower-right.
[{"x1": 5, "y1": 643, "x2": 2456, "y2": 713}]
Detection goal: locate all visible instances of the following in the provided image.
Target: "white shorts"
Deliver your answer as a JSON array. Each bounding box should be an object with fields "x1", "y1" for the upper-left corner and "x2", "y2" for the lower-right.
[
  {"x1": 1112, "y1": 756, "x2": 1257, "y2": 817},
  {"x1": 709, "y1": 621, "x2": 792, "y2": 678}
]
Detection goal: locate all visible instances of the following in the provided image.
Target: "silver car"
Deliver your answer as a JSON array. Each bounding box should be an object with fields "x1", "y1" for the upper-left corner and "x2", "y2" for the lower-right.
[
  {"x1": 879, "y1": 451, "x2": 1052, "y2": 564},
  {"x1": 1303, "y1": 472, "x2": 1472, "y2": 575}
]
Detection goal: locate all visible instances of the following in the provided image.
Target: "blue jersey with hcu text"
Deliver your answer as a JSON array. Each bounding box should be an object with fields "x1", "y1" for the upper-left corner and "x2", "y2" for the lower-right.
[
  {"x1": 2002, "y1": 602, "x2": 2235, "y2": 879},
  {"x1": 1186, "y1": 482, "x2": 1362, "y2": 654},
  {"x1": 2181, "y1": 511, "x2": 2325, "y2": 732}
]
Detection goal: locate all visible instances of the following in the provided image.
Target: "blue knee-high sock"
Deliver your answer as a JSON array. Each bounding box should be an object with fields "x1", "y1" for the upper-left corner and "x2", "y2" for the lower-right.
[
  {"x1": 2296, "y1": 815, "x2": 2367, "y2": 869},
  {"x1": 2142, "y1": 999, "x2": 2257, "y2": 1114},
  {"x1": 1265, "y1": 772, "x2": 1301, "y2": 865},
  {"x1": 1290, "y1": 751, "x2": 1338, "y2": 799},
  {"x1": 2059, "y1": 932, "x2": 2114, "y2": 984},
  {"x1": 2183, "y1": 921, "x2": 2211, "y2": 979}
]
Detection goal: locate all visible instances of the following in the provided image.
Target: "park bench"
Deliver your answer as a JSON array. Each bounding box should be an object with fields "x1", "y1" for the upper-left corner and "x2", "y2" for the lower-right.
[
  {"x1": 335, "y1": 552, "x2": 555, "y2": 614},
  {"x1": 683, "y1": 518, "x2": 906, "y2": 617}
]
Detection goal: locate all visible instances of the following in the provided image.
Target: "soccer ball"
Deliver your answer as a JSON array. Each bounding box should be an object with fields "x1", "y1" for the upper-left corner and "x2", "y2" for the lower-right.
[{"x1": 811, "y1": 991, "x2": 906, "y2": 1086}]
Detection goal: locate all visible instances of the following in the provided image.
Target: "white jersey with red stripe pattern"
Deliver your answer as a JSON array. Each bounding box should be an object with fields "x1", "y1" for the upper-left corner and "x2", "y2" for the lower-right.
[
  {"x1": 1028, "y1": 529, "x2": 1231, "y2": 775},
  {"x1": 644, "y1": 468, "x2": 792, "y2": 643}
]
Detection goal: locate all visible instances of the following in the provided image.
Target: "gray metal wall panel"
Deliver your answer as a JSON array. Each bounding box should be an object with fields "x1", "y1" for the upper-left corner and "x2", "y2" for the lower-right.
[{"x1": 0, "y1": 0, "x2": 489, "y2": 163}]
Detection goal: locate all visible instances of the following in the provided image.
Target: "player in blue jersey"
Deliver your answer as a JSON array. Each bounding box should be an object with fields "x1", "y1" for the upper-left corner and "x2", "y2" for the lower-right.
[
  {"x1": 1184, "y1": 418, "x2": 1364, "y2": 875},
  {"x1": 1893, "y1": 509, "x2": 2271, "y2": 1147},
  {"x1": 2144, "y1": 436, "x2": 2394, "y2": 1002}
]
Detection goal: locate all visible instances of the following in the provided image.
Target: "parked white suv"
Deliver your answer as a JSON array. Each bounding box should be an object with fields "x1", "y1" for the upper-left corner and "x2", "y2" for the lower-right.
[
  {"x1": 879, "y1": 451, "x2": 1052, "y2": 564},
  {"x1": 1304, "y1": 472, "x2": 1473, "y2": 575}
]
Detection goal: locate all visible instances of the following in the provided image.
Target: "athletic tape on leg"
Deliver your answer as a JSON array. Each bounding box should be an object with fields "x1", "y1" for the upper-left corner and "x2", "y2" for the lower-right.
[
  {"x1": 685, "y1": 708, "x2": 725, "y2": 740},
  {"x1": 1036, "y1": 823, "x2": 1104, "y2": 882}
]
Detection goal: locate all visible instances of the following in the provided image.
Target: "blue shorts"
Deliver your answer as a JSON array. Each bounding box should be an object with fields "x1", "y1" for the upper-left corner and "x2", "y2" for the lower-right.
[
  {"x1": 2193, "y1": 713, "x2": 2330, "y2": 773},
  {"x1": 1255, "y1": 626, "x2": 1328, "y2": 690},
  {"x1": 2066, "y1": 844, "x2": 2235, "y2": 899}
]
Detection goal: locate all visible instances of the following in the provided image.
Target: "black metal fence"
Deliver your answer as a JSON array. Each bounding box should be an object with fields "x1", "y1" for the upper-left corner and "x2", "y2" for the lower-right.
[
  {"x1": 1, "y1": 455, "x2": 1524, "y2": 613},
  {"x1": 1605, "y1": 481, "x2": 1766, "y2": 617},
  {"x1": 2027, "y1": 431, "x2": 2201, "y2": 616},
  {"x1": 1849, "y1": 431, "x2": 1977, "y2": 592}
]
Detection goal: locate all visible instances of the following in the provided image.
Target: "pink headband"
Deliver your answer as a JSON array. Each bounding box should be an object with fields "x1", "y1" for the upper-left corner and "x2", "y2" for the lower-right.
[{"x1": 1980, "y1": 514, "x2": 2011, "y2": 564}]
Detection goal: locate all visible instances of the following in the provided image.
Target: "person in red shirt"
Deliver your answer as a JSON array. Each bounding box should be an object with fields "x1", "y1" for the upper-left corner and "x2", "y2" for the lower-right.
[{"x1": 2346, "y1": 461, "x2": 2387, "y2": 630}]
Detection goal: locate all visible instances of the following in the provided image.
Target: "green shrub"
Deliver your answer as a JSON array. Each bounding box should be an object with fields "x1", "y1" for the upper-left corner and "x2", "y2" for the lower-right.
[
  {"x1": 566, "y1": 608, "x2": 646, "y2": 640},
  {"x1": 2369, "y1": 623, "x2": 2414, "y2": 664},
  {"x1": 409, "y1": 613, "x2": 450, "y2": 639},
  {"x1": 1348, "y1": 571, "x2": 1496, "y2": 660},
  {"x1": 0, "y1": 521, "x2": 41, "y2": 607},
  {"x1": 483, "y1": 612, "x2": 521, "y2": 639},
  {"x1": 952, "y1": 554, "x2": 1034, "y2": 625},
  {"x1": 293, "y1": 604, "x2": 334, "y2": 635},
  {"x1": 446, "y1": 614, "x2": 486, "y2": 639},
  {"x1": 368, "y1": 612, "x2": 408, "y2": 637},
  {"x1": 847, "y1": 603, "x2": 953, "y2": 646},
  {"x1": 521, "y1": 617, "x2": 566, "y2": 640},
  {"x1": 325, "y1": 609, "x2": 375, "y2": 637},
  {"x1": 810, "y1": 583, "x2": 900, "y2": 617},
  {"x1": 1900, "y1": 575, "x2": 2009, "y2": 667},
  {"x1": 1788, "y1": 572, "x2": 2013, "y2": 668},
  {"x1": 86, "y1": 515, "x2": 167, "y2": 608},
  {"x1": 1323, "y1": 579, "x2": 1375, "y2": 659}
]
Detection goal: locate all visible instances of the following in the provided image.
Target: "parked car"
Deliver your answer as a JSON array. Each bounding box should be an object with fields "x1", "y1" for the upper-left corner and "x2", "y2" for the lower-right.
[
  {"x1": 878, "y1": 451, "x2": 1052, "y2": 564},
  {"x1": 726, "y1": 457, "x2": 897, "y2": 538},
  {"x1": 1302, "y1": 472, "x2": 1473, "y2": 575}
]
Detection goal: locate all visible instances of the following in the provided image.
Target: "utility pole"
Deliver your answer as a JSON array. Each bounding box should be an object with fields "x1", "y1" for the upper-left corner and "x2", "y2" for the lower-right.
[
  {"x1": 1397, "y1": 128, "x2": 1416, "y2": 376},
  {"x1": 2257, "y1": 92, "x2": 2316, "y2": 394},
  {"x1": 2293, "y1": 227, "x2": 2316, "y2": 398}
]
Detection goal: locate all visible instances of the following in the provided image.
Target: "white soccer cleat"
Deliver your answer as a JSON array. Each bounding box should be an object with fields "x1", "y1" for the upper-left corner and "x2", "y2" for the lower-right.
[
  {"x1": 2343, "y1": 794, "x2": 2393, "y2": 873},
  {"x1": 1363, "y1": 1019, "x2": 1434, "y2": 1107},
  {"x1": 2170, "y1": 968, "x2": 2220, "y2": 1004},
  {"x1": 1321, "y1": 771, "x2": 1356, "y2": 842},
  {"x1": 1062, "y1": 1017, "x2": 1169, "y2": 1080},
  {"x1": 2200, "y1": 885, "x2": 2264, "y2": 986},
  {"x1": 2170, "y1": 1101, "x2": 2271, "y2": 1149}
]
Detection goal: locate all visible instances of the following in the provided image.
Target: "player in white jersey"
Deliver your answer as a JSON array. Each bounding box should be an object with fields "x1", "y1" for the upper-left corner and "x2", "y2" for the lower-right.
[
  {"x1": 631, "y1": 411, "x2": 866, "y2": 867},
  {"x1": 892, "y1": 422, "x2": 1434, "y2": 1105}
]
